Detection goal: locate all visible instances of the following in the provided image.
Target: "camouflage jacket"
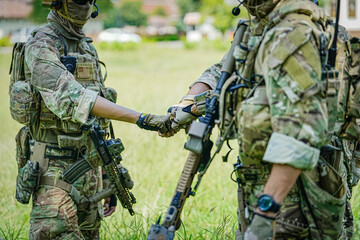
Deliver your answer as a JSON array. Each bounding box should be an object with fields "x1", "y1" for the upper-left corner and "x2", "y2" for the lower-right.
[{"x1": 195, "y1": 0, "x2": 342, "y2": 169}]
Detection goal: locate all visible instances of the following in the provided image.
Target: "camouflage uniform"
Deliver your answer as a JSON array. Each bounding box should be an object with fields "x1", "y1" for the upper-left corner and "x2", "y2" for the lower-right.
[
  {"x1": 23, "y1": 11, "x2": 112, "y2": 240},
  {"x1": 192, "y1": 0, "x2": 360, "y2": 239}
]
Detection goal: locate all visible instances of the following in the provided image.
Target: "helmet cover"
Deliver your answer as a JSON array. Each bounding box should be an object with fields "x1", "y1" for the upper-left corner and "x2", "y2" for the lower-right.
[{"x1": 243, "y1": 0, "x2": 281, "y2": 18}]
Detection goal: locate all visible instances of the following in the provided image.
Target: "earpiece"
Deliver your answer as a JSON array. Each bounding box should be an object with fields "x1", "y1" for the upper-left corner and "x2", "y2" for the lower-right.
[
  {"x1": 91, "y1": 0, "x2": 99, "y2": 18},
  {"x1": 232, "y1": 5, "x2": 241, "y2": 16}
]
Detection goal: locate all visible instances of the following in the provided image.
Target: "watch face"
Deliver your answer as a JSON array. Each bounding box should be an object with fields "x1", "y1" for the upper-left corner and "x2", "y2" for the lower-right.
[{"x1": 258, "y1": 195, "x2": 273, "y2": 212}]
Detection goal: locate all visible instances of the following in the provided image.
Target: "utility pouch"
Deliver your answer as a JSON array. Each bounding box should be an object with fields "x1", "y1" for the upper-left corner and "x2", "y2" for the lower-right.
[
  {"x1": 10, "y1": 80, "x2": 37, "y2": 125},
  {"x1": 15, "y1": 160, "x2": 40, "y2": 204},
  {"x1": 15, "y1": 126, "x2": 31, "y2": 169},
  {"x1": 299, "y1": 158, "x2": 346, "y2": 239}
]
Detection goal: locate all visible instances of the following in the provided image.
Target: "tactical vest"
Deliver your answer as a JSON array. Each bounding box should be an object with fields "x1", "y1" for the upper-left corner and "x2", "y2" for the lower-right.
[{"x1": 28, "y1": 25, "x2": 115, "y2": 136}]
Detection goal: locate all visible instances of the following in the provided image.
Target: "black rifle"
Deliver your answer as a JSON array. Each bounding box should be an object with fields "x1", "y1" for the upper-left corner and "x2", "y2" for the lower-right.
[
  {"x1": 86, "y1": 124, "x2": 136, "y2": 216},
  {"x1": 147, "y1": 20, "x2": 248, "y2": 240}
]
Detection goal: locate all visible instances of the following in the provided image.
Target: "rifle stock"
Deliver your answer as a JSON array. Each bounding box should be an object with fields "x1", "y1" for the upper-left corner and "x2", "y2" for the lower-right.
[{"x1": 147, "y1": 20, "x2": 248, "y2": 240}]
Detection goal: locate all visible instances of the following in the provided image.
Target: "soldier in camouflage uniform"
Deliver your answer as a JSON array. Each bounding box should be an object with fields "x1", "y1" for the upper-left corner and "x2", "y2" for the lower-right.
[
  {"x1": 168, "y1": 0, "x2": 360, "y2": 239},
  {"x1": 13, "y1": 0, "x2": 172, "y2": 239}
]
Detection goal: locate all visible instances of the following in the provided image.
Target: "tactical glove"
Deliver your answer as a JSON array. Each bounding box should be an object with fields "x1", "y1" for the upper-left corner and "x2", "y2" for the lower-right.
[
  {"x1": 168, "y1": 94, "x2": 206, "y2": 131},
  {"x1": 136, "y1": 113, "x2": 172, "y2": 134},
  {"x1": 244, "y1": 213, "x2": 275, "y2": 240}
]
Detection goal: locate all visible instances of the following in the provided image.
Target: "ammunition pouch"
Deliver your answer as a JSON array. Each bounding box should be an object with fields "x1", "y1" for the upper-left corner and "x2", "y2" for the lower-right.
[
  {"x1": 15, "y1": 126, "x2": 31, "y2": 169},
  {"x1": 10, "y1": 81, "x2": 38, "y2": 126},
  {"x1": 15, "y1": 160, "x2": 40, "y2": 204}
]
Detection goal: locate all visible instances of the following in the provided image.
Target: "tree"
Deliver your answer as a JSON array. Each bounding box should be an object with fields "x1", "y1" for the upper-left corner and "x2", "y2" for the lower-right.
[
  {"x1": 29, "y1": 0, "x2": 51, "y2": 23},
  {"x1": 200, "y1": 0, "x2": 237, "y2": 34},
  {"x1": 96, "y1": 0, "x2": 113, "y2": 16},
  {"x1": 118, "y1": 1, "x2": 147, "y2": 27},
  {"x1": 177, "y1": 0, "x2": 201, "y2": 19},
  {"x1": 104, "y1": 1, "x2": 147, "y2": 28}
]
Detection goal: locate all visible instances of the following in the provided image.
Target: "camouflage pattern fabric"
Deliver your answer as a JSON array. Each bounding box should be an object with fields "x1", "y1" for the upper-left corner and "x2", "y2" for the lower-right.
[
  {"x1": 195, "y1": 0, "x2": 352, "y2": 239},
  {"x1": 21, "y1": 11, "x2": 111, "y2": 239},
  {"x1": 29, "y1": 165, "x2": 102, "y2": 240}
]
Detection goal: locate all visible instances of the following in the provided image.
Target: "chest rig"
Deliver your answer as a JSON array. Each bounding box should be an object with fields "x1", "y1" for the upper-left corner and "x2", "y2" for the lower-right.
[{"x1": 32, "y1": 25, "x2": 114, "y2": 136}]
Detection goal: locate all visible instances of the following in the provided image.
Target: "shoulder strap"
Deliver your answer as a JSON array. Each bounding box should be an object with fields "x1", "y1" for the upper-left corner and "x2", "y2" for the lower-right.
[{"x1": 9, "y1": 42, "x2": 27, "y2": 85}]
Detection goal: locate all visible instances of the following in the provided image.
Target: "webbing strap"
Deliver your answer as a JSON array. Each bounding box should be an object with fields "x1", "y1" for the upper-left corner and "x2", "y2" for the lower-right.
[
  {"x1": 31, "y1": 141, "x2": 48, "y2": 174},
  {"x1": 40, "y1": 176, "x2": 72, "y2": 193},
  {"x1": 40, "y1": 176, "x2": 83, "y2": 204},
  {"x1": 237, "y1": 186, "x2": 248, "y2": 234}
]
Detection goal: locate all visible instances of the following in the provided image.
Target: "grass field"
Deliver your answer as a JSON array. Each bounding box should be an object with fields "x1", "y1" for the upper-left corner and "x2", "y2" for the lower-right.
[{"x1": 0, "y1": 42, "x2": 359, "y2": 240}]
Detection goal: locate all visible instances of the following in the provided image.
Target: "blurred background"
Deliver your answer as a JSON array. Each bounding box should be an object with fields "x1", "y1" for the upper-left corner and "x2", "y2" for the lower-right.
[
  {"x1": 0, "y1": 0, "x2": 359, "y2": 48},
  {"x1": 0, "y1": 0, "x2": 359, "y2": 239}
]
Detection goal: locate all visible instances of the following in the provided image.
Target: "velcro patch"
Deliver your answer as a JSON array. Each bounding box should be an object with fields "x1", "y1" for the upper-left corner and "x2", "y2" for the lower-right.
[
  {"x1": 76, "y1": 62, "x2": 94, "y2": 80},
  {"x1": 269, "y1": 26, "x2": 311, "y2": 69}
]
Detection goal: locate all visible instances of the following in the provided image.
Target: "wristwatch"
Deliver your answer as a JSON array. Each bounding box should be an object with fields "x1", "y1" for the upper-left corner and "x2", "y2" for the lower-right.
[{"x1": 257, "y1": 194, "x2": 281, "y2": 213}]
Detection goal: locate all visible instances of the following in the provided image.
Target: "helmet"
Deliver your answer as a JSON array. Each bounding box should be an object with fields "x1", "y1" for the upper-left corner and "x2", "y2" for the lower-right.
[
  {"x1": 42, "y1": 0, "x2": 96, "y2": 27},
  {"x1": 243, "y1": 0, "x2": 280, "y2": 18}
]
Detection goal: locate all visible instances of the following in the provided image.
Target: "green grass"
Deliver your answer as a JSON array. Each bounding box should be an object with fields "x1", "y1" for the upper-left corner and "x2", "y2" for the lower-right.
[{"x1": 0, "y1": 42, "x2": 359, "y2": 239}]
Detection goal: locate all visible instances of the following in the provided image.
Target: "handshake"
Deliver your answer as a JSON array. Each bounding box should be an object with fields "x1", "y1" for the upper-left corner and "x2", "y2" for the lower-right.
[{"x1": 137, "y1": 92, "x2": 208, "y2": 137}]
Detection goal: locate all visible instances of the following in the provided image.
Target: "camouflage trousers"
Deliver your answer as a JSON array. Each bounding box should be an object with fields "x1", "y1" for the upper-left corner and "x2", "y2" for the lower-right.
[
  {"x1": 29, "y1": 158, "x2": 103, "y2": 240},
  {"x1": 235, "y1": 161, "x2": 348, "y2": 239}
]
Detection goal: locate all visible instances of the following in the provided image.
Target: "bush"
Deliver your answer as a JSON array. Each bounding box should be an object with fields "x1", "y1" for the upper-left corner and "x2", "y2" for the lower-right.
[
  {"x1": 144, "y1": 35, "x2": 180, "y2": 42},
  {"x1": 96, "y1": 41, "x2": 140, "y2": 51},
  {"x1": 0, "y1": 37, "x2": 11, "y2": 47}
]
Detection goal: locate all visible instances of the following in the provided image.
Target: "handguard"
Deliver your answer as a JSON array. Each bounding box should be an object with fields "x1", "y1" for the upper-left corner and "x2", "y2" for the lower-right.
[{"x1": 85, "y1": 124, "x2": 136, "y2": 216}]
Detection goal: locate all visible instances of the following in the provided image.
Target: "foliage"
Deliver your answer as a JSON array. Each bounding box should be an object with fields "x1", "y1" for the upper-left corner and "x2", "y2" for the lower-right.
[
  {"x1": 0, "y1": 38, "x2": 11, "y2": 47},
  {"x1": 104, "y1": 1, "x2": 147, "y2": 28},
  {"x1": 145, "y1": 35, "x2": 180, "y2": 42},
  {"x1": 96, "y1": 41, "x2": 140, "y2": 51},
  {"x1": 152, "y1": 7, "x2": 167, "y2": 17},
  {"x1": 96, "y1": 0, "x2": 113, "y2": 15},
  {"x1": 29, "y1": 0, "x2": 51, "y2": 23},
  {"x1": 199, "y1": 0, "x2": 240, "y2": 34},
  {"x1": 177, "y1": 0, "x2": 201, "y2": 18}
]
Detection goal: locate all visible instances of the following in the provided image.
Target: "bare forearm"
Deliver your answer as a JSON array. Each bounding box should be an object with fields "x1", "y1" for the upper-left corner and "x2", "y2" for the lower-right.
[
  {"x1": 258, "y1": 163, "x2": 301, "y2": 217},
  {"x1": 91, "y1": 96, "x2": 141, "y2": 124},
  {"x1": 264, "y1": 164, "x2": 301, "y2": 202},
  {"x1": 188, "y1": 82, "x2": 211, "y2": 95}
]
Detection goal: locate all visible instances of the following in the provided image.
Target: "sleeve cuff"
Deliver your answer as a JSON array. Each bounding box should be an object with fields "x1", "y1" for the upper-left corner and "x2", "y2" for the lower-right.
[
  {"x1": 73, "y1": 88, "x2": 99, "y2": 124},
  {"x1": 263, "y1": 132, "x2": 320, "y2": 170}
]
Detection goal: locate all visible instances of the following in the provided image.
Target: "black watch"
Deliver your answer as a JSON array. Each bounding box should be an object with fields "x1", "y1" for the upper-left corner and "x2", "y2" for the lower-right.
[{"x1": 257, "y1": 194, "x2": 281, "y2": 213}]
